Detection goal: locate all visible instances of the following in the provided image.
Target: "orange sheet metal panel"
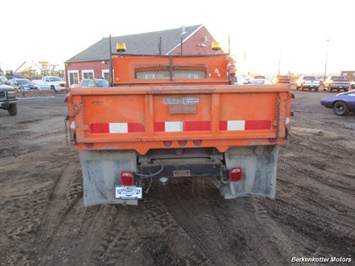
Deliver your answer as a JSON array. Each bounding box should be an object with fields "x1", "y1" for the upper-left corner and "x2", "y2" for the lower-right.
[{"x1": 67, "y1": 85, "x2": 291, "y2": 154}]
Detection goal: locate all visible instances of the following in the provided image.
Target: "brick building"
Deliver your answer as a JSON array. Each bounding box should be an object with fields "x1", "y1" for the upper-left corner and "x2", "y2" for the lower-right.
[
  {"x1": 341, "y1": 70, "x2": 355, "y2": 81},
  {"x1": 65, "y1": 24, "x2": 221, "y2": 87}
]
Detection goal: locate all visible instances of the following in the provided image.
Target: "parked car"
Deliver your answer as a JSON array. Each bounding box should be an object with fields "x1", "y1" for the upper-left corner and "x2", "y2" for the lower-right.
[
  {"x1": 80, "y1": 78, "x2": 110, "y2": 87},
  {"x1": 0, "y1": 79, "x2": 18, "y2": 115},
  {"x1": 254, "y1": 75, "x2": 266, "y2": 79},
  {"x1": 32, "y1": 76, "x2": 66, "y2": 93},
  {"x1": 323, "y1": 76, "x2": 350, "y2": 92},
  {"x1": 249, "y1": 79, "x2": 272, "y2": 85},
  {"x1": 8, "y1": 78, "x2": 40, "y2": 91},
  {"x1": 295, "y1": 75, "x2": 321, "y2": 91},
  {"x1": 233, "y1": 75, "x2": 249, "y2": 85},
  {"x1": 273, "y1": 75, "x2": 290, "y2": 84},
  {"x1": 320, "y1": 89, "x2": 355, "y2": 116}
]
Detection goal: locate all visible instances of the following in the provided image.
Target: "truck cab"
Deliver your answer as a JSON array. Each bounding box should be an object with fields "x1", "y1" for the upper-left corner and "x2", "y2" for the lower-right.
[{"x1": 0, "y1": 79, "x2": 18, "y2": 115}]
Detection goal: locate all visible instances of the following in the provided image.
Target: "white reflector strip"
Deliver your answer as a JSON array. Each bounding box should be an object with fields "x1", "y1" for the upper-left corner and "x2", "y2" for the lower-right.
[
  {"x1": 165, "y1": 121, "x2": 184, "y2": 132},
  {"x1": 109, "y1": 123, "x2": 128, "y2": 133},
  {"x1": 227, "y1": 120, "x2": 245, "y2": 131}
]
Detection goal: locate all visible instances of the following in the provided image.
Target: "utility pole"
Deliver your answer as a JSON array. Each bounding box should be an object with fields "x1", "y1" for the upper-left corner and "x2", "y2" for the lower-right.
[{"x1": 323, "y1": 39, "x2": 330, "y2": 79}]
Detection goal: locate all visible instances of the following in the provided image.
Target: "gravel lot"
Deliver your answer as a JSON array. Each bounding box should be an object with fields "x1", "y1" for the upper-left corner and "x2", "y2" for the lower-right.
[{"x1": 0, "y1": 88, "x2": 354, "y2": 266}]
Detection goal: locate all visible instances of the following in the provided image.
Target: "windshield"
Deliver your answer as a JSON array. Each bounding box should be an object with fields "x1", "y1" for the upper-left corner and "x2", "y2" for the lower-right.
[
  {"x1": 94, "y1": 79, "x2": 109, "y2": 87},
  {"x1": 49, "y1": 77, "x2": 63, "y2": 82},
  {"x1": 17, "y1": 79, "x2": 33, "y2": 85},
  {"x1": 333, "y1": 76, "x2": 345, "y2": 81},
  {"x1": 136, "y1": 70, "x2": 206, "y2": 80},
  {"x1": 304, "y1": 76, "x2": 316, "y2": 80},
  {"x1": 135, "y1": 64, "x2": 207, "y2": 80}
]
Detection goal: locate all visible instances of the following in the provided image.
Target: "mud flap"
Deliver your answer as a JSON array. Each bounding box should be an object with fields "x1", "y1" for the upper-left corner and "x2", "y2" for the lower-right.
[
  {"x1": 220, "y1": 145, "x2": 279, "y2": 200},
  {"x1": 79, "y1": 150, "x2": 138, "y2": 206}
]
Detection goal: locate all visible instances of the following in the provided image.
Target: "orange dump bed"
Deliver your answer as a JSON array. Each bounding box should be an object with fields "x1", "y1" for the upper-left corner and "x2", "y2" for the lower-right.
[{"x1": 67, "y1": 84, "x2": 292, "y2": 155}]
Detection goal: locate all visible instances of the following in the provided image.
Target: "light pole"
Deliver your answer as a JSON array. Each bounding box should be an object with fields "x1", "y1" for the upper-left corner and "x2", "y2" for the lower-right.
[{"x1": 323, "y1": 39, "x2": 330, "y2": 79}]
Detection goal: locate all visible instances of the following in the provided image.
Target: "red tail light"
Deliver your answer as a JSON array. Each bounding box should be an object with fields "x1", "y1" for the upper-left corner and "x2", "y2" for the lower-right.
[
  {"x1": 120, "y1": 171, "x2": 134, "y2": 186},
  {"x1": 268, "y1": 138, "x2": 277, "y2": 143},
  {"x1": 230, "y1": 167, "x2": 242, "y2": 182}
]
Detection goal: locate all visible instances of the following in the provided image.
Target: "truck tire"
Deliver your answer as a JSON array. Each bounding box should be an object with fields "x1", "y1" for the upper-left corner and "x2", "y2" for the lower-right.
[
  {"x1": 51, "y1": 85, "x2": 57, "y2": 94},
  {"x1": 315, "y1": 87, "x2": 319, "y2": 92},
  {"x1": 333, "y1": 101, "x2": 349, "y2": 116},
  {"x1": 8, "y1": 104, "x2": 17, "y2": 116}
]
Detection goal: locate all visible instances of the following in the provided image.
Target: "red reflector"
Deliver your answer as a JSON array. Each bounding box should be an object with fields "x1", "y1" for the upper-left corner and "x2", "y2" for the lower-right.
[
  {"x1": 193, "y1": 139, "x2": 202, "y2": 146},
  {"x1": 163, "y1": 141, "x2": 172, "y2": 147},
  {"x1": 120, "y1": 171, "x2": 134, "y2": 186},
  {"x1": 230, "y1": 167, "x2": 242, "y2": 182},
  {"x1": 84, "y1": 143, "x2": 94, "y2": 148},
  {"x1": 178, "y1": 140, "x2": 187, "y2": 147}
]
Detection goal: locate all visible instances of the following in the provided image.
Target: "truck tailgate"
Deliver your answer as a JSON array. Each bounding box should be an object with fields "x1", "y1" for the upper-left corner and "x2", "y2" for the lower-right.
[{"x1": 67, "y1": 84, "x2": 292, "y2": 154}]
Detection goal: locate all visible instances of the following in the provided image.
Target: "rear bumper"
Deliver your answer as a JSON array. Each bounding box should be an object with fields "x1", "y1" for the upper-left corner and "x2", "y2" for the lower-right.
[
  {"x1": 302, "y1": 84, "x2": 319, "y2": 88},
  {"x1": 328, "y1": 84, "x2": 349, "y2": 89}
]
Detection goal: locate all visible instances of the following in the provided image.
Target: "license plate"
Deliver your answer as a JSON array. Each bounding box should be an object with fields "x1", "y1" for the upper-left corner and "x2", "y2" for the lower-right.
[{"x1": 115, "y1": 186, "x2": 142, "y2": 199}]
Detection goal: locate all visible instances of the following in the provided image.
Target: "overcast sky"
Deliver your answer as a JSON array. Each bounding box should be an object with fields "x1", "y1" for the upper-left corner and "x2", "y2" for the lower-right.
[{"x1": 1, "y1": 0, "x2": 354, "y2": 76}]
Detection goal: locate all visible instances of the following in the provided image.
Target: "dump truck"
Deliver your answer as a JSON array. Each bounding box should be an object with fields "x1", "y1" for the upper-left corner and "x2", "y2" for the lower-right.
[{"x1": 65, "y1": 42, "x2": 293, "y2": 206}]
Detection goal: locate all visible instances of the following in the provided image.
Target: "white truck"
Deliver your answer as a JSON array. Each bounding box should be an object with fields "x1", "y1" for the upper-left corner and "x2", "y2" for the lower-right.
[
  {"x1": 32, "y1": 76, "x2": 67, "y2": 93},
  {"x1": 323, "y1": 76, "x2": 350, "y2": 92},
  {"x1": 295, "y1": 75, "x2": 321, "y2": 91}
]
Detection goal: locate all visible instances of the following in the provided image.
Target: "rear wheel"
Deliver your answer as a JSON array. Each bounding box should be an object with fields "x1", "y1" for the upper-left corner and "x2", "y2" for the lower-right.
[
  {"x1": 333, "y1": 101, "x2": 349, "y2": 116},
  {"x1": 315, "y1": 87, "x2": 319, "y2": 92},
  {"x1": 8, "y1": 104, "x2": 17, "y2": 116}
]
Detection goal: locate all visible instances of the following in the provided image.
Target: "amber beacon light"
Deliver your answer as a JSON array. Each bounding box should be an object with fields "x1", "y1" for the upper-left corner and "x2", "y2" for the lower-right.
[
  {"x1": 116, "y1": 42, "x2": 126, "y2": 53},
  {"x1": 211, "y1": 42, "x2": 221, "y2": 51}
]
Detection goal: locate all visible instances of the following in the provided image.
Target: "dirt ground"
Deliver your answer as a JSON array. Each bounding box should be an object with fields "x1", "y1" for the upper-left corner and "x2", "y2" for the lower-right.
[{"x1": 0, "y1": 88, "x2": 354, "y2": 266}]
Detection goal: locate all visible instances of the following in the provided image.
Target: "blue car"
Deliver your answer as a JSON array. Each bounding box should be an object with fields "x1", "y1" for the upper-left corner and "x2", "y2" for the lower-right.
[{"x1": 320, "y1": 90, "x2": 355, "y2": 116}]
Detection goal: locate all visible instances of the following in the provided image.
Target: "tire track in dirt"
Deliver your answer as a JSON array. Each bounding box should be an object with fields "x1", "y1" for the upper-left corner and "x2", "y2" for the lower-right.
[
  {"x1": 89, "y1": 206, "x2": 145, "y2": 266},
  {"x1": 279, "y1": 160, "x2": 355, "y2": 208},
  {"x1": 218, "y1": 197, "x2": 289, "y2": 266},
  {"x1": 35, "y1": 162, "x2": 82, "y2": 265},
  {"x1": 137, "y1": 189, "x2": 208, "y2": 265},
  {"x1": 157, "y1": 177, "x2": 286, "y2": 266},
  {"x1": 277, "y1": 178, "x2": 354, "y2": 216},
  {"x1": 261, "y1": 198, "x2": 355, "y2": 258},
  {"x1": 159, "y1": 182, "x2": 218, "y2": 265}
]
